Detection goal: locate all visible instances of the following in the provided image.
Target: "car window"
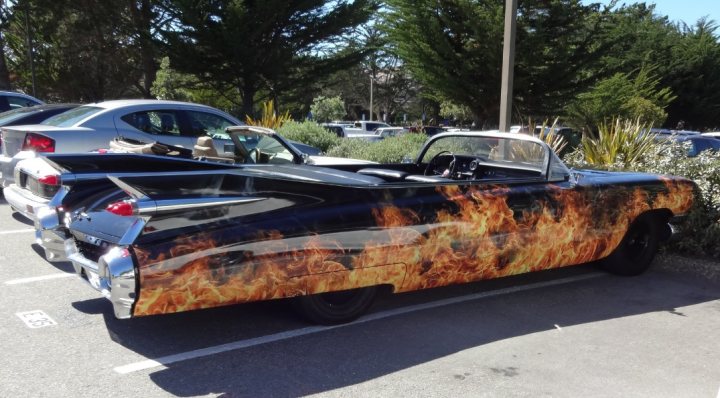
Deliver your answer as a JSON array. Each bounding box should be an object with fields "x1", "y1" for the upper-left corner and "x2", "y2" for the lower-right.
[
  {"x1": 8, "y1": 96, "x2": 40, "y2": 109},
  {"x1": 422, "y1": 135, "x2": 547, "y2": 173},
  {"x1": 42, "y1": 106, "x2": 103, "y2": 127},
  {"x1": 121, "y1": 110, "x2": 182, "y2": 137},
  {"x1": 185, "y1": 110, "x2": 235, "y2": 138}
]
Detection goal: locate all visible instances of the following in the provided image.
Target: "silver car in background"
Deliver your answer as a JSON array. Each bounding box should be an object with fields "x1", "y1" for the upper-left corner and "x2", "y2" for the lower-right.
[{"x1": 0, "y1": 99, "x2": 242, "y2": 187}]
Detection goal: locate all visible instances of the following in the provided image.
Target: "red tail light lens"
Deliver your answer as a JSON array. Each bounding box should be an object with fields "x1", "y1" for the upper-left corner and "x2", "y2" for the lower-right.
[
  {"x1": 38, "y1": 175, "x2": 60, "y2": 186},
  {"x1": 106, "y1": 200, "x2": 135, "y2": 216},
  {"x1": 22, "y1": 133, "x2": 55, "y2": 152}
]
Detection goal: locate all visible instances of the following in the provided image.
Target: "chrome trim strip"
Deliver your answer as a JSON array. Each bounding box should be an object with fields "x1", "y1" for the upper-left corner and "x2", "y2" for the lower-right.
[
  {"x1": 135, "y1": 196, "x2": 265, "y2": 215},
  {"x1": 107, "y1": 175, "x2": 149, "y2": 200}
]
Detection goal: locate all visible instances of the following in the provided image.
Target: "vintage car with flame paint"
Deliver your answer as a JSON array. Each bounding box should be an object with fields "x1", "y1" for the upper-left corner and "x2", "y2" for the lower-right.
[{"x1": 51, "y1": 129, "x2": 695, "y2": 324}]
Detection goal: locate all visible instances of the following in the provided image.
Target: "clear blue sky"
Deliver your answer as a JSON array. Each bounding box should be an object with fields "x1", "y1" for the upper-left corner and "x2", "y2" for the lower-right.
[{"x1": 583, "y1": 0, "x2": 720, "y2": 25}]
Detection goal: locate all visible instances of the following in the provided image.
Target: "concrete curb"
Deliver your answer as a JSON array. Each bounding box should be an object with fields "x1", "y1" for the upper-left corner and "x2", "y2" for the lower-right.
[{"x1": 653, "y1": 253, "x2": 720, "y2": 284}]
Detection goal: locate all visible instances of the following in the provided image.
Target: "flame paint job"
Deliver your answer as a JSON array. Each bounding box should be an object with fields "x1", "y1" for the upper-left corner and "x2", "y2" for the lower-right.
[{"x1": 129, "y1": 173, "x2": 695, "y2": 317}]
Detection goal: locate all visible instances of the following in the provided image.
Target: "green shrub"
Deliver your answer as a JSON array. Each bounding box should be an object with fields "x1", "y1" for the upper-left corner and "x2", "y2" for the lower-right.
[
  {"x1": 277, "y1": 120, "x2": 341, "y2": 153},
  {"x1": 326, "y1": 133, "x2": 427, "y2": 163},
  {"x1": 566, "y1": 139, "x2": 720, "y2": 259}
]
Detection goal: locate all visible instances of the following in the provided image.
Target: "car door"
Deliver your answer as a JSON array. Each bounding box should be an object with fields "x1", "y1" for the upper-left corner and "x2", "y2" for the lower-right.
[
  {"x1": 180, "y1": 110, "x2": 239, "y2": 157},
  {"x1": 115, "y1": 110, "x2": 195, "y2": 148}
]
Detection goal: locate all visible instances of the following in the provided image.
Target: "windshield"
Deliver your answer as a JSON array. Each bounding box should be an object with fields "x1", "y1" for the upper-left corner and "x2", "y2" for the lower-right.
[
  {"x1": 232, "y1": 132, "x2": 297, "y2": 164},
  {"x1": 421, "y1": 135, "x2": 547, "y2": 172},
  {"x1": 41, "y1": 106, "x2": 103, "y2": 127}
]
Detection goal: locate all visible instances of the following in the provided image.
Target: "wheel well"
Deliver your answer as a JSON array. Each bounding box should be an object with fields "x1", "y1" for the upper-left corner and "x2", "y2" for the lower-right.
[{"x1": 637, "y1": 209, "x2": 673, "y2": 241}]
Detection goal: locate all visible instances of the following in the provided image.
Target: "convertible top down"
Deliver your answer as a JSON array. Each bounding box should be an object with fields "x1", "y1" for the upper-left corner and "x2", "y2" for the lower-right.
[{"x1": 44, "y1": 130, "x2": 695, "y2": 324}]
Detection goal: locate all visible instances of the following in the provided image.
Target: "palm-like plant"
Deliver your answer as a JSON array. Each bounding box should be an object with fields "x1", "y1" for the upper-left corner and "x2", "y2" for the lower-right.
[
  {"x1": 580, "y1": 117, "x2": 661, "y2": 169},
  {"x1": 245, "y1": 101, "x2": 291, "y2": 129}
]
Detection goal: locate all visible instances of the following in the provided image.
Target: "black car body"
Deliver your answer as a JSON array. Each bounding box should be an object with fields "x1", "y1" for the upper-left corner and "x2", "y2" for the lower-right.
[{"x1": 39, "y1": 131, "x2": 696, "y2": 324}]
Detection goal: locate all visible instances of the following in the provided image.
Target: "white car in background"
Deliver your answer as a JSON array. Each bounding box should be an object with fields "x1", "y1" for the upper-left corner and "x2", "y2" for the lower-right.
[{"x1": 0, "y1": 99, "x2": 243, "y2": 187}]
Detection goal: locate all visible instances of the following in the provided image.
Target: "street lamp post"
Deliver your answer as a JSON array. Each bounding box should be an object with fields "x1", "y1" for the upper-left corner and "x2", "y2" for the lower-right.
[
  {"x1": 369, "y1": 74, "x2": 374, "y2": 121},
  {"x1": 24, "y1": 5, "x2": 37, "y2": 97},
  {"x1": 499, "y1": 0, "x2": 518, "y2": 132}
]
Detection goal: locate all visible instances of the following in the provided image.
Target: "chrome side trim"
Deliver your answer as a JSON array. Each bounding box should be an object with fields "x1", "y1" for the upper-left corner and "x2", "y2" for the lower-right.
[
  {"x1": 107, "y1": 175, "x2": 149, "y2": 200},
  {"x1": 135, "y1": 196, "x2": 265, "y2": 215}
]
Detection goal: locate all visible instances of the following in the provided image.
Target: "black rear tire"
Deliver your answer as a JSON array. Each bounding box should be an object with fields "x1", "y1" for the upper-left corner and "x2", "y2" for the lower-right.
[
  {"x1": 293, "y1": 286, "x2": 378, "y2": 325},
  {"x1": 600, "y1": 214, "x2": 661, "y2": 276}
]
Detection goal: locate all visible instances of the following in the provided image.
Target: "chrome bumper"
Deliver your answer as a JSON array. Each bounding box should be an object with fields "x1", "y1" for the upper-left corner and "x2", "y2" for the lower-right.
[
  {"x1": 34, "y1": 206, "x2": 69, "y2": 262},
  {"x1": 67, "y1": 244, "x2": 137, "y2": 319},
  {"x1": 4, "y1": 183, "x2": 49, "y2": 222}
]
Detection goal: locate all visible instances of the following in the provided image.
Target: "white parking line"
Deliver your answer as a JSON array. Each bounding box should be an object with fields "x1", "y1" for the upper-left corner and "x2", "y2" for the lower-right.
[
  {"x1": 114, "y1": 272, "x2": 603, "y2": 374},
  {"x1": 5, "y1": 273, "x2": 76, "y2": 285},
  {"x1": 0, "y1": 228, "x2": 35, "y2": 235}
]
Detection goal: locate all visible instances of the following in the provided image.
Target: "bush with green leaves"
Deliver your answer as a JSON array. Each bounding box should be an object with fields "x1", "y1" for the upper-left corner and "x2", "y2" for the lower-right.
[
  {"x1": 310, "y1": 96, "x2": 346, "y2": 123},
  {"x1": 326, "y1": 134, "x2": 427, "y2": 163},
  {"x1": 276, "y1": 121, "x2": 341, "y2": 153},
  {"x1": 566, "y1": 138, "x2": 720, "y2": 259}
]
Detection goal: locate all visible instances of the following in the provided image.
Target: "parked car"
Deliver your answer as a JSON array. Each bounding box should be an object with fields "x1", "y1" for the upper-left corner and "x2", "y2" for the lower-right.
[
  {"x1": 375, "y1": 126, "x2": 408, "y2": 138},
  {"x1": 0, "y1": 104, "x2": 78, "y2": 130},
  {"x1": 55, "y1": 131, "x2": 694, "y2": 324},
  {"x1": 656, "y1": 134, "x2": 720, "y2": 157},
  {"x1": 7, "y1": 126, "x2": 368, "y2": 225},
  {"x1": 0, "y1": 91, "x2": 44, "y2": 112},
  {"x1": 343, "y1": 120, "x2": 390, "y2": 136},
  {"x1": 0, "y1": 99, "x2": 244, "y2": 188},
  {"x1": 676, "y1": 135, "x2": 720, "y2": 157}
]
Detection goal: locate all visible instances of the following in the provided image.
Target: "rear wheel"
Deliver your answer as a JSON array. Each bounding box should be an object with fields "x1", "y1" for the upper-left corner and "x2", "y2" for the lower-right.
[
  {"x1": 600, "y1": 214, "x2": 661, "y2": 276},
  {"x1": 293, "y1": 286, "x2": 378, "y2": 325}
]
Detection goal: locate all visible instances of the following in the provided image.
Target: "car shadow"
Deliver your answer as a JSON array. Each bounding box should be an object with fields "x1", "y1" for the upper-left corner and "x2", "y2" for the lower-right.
[
  {"x1": 71, "y1": 266, "x2": 720, "y2": 396},
  {"x1": 11, "y1": 212, "x2": 34, "y2": 226}
]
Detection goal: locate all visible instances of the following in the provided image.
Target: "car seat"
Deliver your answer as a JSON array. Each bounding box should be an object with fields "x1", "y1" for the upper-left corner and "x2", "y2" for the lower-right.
[
  {"x1": 160, "y1": 114, "x2": 175, "y2": 134},
  {"x1": 135, "y1": 113, "x2": 151, "y2": 133},
  {"x1": 193, "y1": 136, "x2": 220, "y2": 157}
]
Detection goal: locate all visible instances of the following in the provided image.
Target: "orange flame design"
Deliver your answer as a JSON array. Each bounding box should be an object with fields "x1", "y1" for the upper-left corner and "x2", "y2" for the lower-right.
[{"x1": 132, "y1": 176, "x2": 695, "y2": 316}]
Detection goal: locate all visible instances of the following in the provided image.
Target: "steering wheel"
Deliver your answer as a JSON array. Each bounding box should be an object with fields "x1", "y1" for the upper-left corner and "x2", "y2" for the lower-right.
[{"x1": 424, "y1": 150, "x2": 457, "y2": 177}]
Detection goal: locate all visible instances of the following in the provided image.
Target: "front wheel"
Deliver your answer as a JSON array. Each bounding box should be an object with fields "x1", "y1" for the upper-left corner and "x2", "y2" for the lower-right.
[
  {"x1": 293, "y1": 286, "x2": 378, "y2": 325},
  {"x1": 600, "y1": 214, "x2": 661, "y2": 276}
]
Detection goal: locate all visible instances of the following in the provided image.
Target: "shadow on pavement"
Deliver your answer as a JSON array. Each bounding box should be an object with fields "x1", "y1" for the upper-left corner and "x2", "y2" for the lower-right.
[{"x1": 70, "y1": 266, "x2": 720, "y2": 396}]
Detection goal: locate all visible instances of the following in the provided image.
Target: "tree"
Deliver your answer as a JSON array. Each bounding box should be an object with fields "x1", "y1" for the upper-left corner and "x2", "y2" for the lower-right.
[
  {"x1": 310, "y1": 95, "x2": 345, "y2": 122},
  {"x1": 157, "y1": 0, "x2": 376, "y2": 118},
  {"x1": 566, "y1": 66, "x2": 675, "y2": 131},
  {"x1": 385, "y1": 0, "x2": 616, "y2": 126},
  {"x1": 663, "y1": 19, "x2": 720, "y2": 129}
]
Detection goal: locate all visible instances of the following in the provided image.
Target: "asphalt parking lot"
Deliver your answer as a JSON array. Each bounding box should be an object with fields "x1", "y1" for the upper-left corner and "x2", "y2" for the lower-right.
[{"x1": 1, "y1": 194, "x2": 719, "y2": 398}]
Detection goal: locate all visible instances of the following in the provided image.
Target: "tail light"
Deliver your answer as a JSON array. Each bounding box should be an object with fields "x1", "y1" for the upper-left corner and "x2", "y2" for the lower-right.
[
  {"x1": 35, "y1": 174, "x2": 61, "y2": 199},
  {"x1": 22, "y1": 133, "x2": 55, "y2": 152},
  {"x1": 38, "y1": 175, "x2": 60, "y2": 186},
  {"x1": 106, "y1": 200, "x2": 136, "y2": 216}
]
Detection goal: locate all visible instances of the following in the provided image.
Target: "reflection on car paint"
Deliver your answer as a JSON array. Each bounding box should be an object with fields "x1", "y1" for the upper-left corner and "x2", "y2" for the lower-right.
[{"x1": 131, "y1": 176, "x2": 694, "y2": 316}]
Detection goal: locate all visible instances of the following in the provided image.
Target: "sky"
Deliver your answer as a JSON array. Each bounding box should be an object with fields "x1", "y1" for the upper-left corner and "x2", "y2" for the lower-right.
[{"x1": 583, "y1": 0, "x2": 720, "y2": 25}]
